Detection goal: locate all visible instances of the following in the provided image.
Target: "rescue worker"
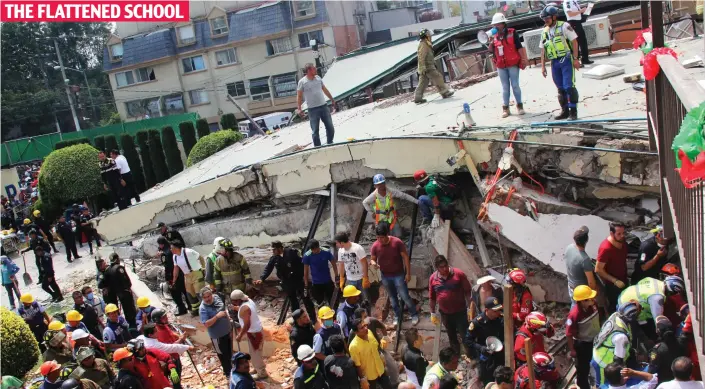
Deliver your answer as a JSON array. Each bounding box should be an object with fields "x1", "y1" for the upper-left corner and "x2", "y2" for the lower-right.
[
  {"x1": 290, "y1": 309, "x2": 316, "y2": 365},
  {"x1": 231, "y1": 352, "x2": 257, "y2": 389},
  {"x1": 514, "y1": 311, "x2": 555, "y2": 364},
  {"x1": 421, "y1": 347, "x2": 459, "y2": 389},
  {"x1": 349, "y1": 318, "x2": 392, "y2": 389},
  {"x1": 514, "y1": 352, "x2": 559, "y2": 389},
  {"x1": 616, "y1": 276, "x2": 686, "y2": 340},
  {"x1": 170, "y1": 239, "x2": 206, "y2": 316},
  {"x1": 72, "y1": 346, "x2": 115, "y2": 389},
  {"x1": 414, "y1": 170, "x2": 456, "y2": 227},
  {"x1": 33, "y1": 210, "x2": 59, "y2": 253},
  {"x1": 36, "y1": 246, "x2": 63, "y2": 302},
  {"x1": 488, "y1": 13, "x2": 528, "y2": 117},
  {"x1": 59, "y1": 378, "x2": 100, "y2": 389},
  {"x1": 103, "y1": 303, "x2": 132, "y2": 352},
  {"x1": 126, "y1": 339, "x2": 179, "y2": 389},
  {"x1": 361, "y1": 174, "x2": 418, "y2": 237},
  {"x1": 313, "y1": 306, "x2": 344, "y2": 361},
  {"x1": 648, "y1": 316, "x2": 684, "y2": 384},
  {"x1": 212, "y1": 239, "x2": 253, "y2": 296},
  {"x1": 22, "y1": 229, "x2": 54, "y2": 275},
  {"x1": 82, "y1": 286, "x2": 105, "y2": 321},
  {"x1": 151, "y1": 308, "x2": 189, "y2": 352},
  {"x1": 157, "y1": 236, "x2": 188, "y2": 316},
  {"x1": 98, "y1": 150, "x2": 127, "y2": 210},
  {"x1": 158, "y1": 222, "x2": 184, "y2": 244},
  {"x1": 335, "y1": 231, "x2": 371, "y2": 303},
  {"x1": 204, "y1": 236, "x2": 225, "y2": 290},
  {"x1": 56, "y1": 215, "x2": 81, "y2": 262},
  {"x1": 23, "y1": 218, "x2": 47, "y2": 239},
  {"x1": 103, "y1": 253, "x2": 137, "y2": 327},
  {"x1": 256, "y1": 241, "x2": 314, "y2": 319},
  {"x1": 465, "y1": 297, "x2": 505, "y2": 385},
  {"x1": 231, "y1": 289, "x2": 268, "y2": 379},
  {"x1": 294, "y1": 345, "x2": 328, "y2": 389},
  {"x1": 144, "y1": 314, "x2": 190, "y2": 383},
  {"x1": 506, "y1": 268, "x2": 533, "y2": 328},
  {"x1": 96, "y1": 258, "x2": 117, "y2": 306},
  {"x1": 135, "y1": 297, "x2": 155, "y2": 333},
  {"x1": 337, "y1": 285, "x2": 362, "y2": 338},
  {"x1": 70, "y1": 329, "x2": 105, "y2": 360},
  {"x1": 18, "y1": 292, "x2": 51, "y2": 352},
  {"x1": 413, "y1": 28, "x2": 454, "y2": 104},
  {"x1": 112, "y1": 348, "x2": 144, "y2": 389},
  {"x1": 79, "y1": 208, "x2": 101, "y2": 255},
  {"x1": 592, "y1": 300, "x2": 640, "y2": 388},
  {"x1": 71, "y1": 291, "x2": 104, "y2": 339},
  {"x1": 632, "y1": 226, "x2": 671, "y2": 284},
  {"x1": 39, "y1": 361, "x2": 64, "y2": 389},
  {"x1": 43, "y1": 322, "x2": 75, "y2": 365},
  {"x1": 539, "y1": 4, "x2": 581, "y2": 120},
  {"x1": 565, "y1": 285, "x2": 600, "y2": 389},
  {"x1": 429, "y1": 254, "x2": 473, "y2": 354},
  {"x1": 324, "y1": 334, "x2": 360, "y2": 389}
]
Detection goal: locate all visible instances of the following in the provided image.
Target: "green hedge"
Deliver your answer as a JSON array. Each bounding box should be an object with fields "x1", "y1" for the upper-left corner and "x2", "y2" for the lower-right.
[
  {"x1": 1, "y1": 307, "x2": 41, "y2": 378},
  {"x1": 179, "y1": 121, "x2": 197, "y2": 158},
  {"x1": 187, "y1": 130, "x2": 243, "y2": 167},
  {"x1": 105, "y1": 135, "x2": 119, "y2": 153},
  {"x1": 120, "y1": 134, "x2": 146, "y2": 193},
  {"x1": 136, "y1": 131, "x2": 156, "y2": 189},
  {"x1": 38, "y1": 143, "x2": 103, "y2": 205},
  {"x1": 93, "y1": 135, "x2": 106, "y2": 152},
  {"x1": 220, "y1": 113, "x2": 237, "y2": 131},
  {"x1": 196, "y1": 118, "x2": 211, "y2": 139},
  {"x1": 148, "y1": 129, "x2": 170, "y2": 183},
  {"x1": 162, "y1": 126, "x2": 183, "y2": 176},
  {"x1": 55, "y1": 137, "x2": 90, "y2": 150}
]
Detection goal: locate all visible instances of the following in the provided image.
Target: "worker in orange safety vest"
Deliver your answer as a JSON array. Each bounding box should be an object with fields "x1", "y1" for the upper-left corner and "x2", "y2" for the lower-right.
[{"x1": 362, "y1": 174, "x2": 418, "y2": 237}]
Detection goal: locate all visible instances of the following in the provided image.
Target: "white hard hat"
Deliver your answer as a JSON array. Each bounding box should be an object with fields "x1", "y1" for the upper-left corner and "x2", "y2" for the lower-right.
[
  {"x1": 213, "y1": 237, "x2": 225, "y2": 249},
  {"x1": 492, "y1": 13, "x2": 508, "y2": 25},
  {"x1": 297, "y1": 344, "x2": 316, "y2": 362},
  {"x1": 71, "y1": 329, "x2": 89, "y2": 340}
]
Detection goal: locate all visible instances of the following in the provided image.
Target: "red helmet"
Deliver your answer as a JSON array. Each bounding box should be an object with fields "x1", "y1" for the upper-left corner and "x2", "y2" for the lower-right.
[
  {"x1": 413, "y1": 169, "x2": 428, "y2": 182},
  {"x1": 525, "y1": 311, "x2": 547, "y2": 331},
  {"x1": 532, "y1": 352, "x2": 555, "y2": 372},
  {"x1": 506, "y1": 268, "x2": 527, "y2": 285},
  {"x1": 661, "y1": 263, "x2": 681, "y2": 277}
]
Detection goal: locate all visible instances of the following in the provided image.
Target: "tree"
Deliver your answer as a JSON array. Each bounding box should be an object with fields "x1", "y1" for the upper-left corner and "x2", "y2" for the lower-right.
[
  {"x1": 161, "y1": 126, "x2": 184, "y2": 176},
  {"x1": 55, "y1": 137, "x2": 90, "y2": 150},
  {"x1": 120, "y1": 134, "x2": 146, "y2": 193},
  {"x1": 38, "y1": 143, "x2": 103, "y2": 208},
  {"x1": 196, "y1": 118, "x2": 211, "y2": 139},
  {"x1": 1, "y1": 307, "x2": 41, "y2": 378},
  {"x1": 220, "y1": 113, "x2": 237, "y2": 130},
  {"x1": 148, "y1": 129, "x2": 170, "y2": 183},
  {"x1": 93, "y1": 135, "x2": 106, "y2": 151},
  {"x1": 179, "y1": 121, "x2": 197, "y2": 158},
  {"x1": 187, "y1": 130, "x2": 243, "y2": 167},
  {"x1": 136, "y1": 131, "x2": 156, "y2": 189},
  {"x1": 105, "y1": 134, "x2": 119, "y2": 153}
]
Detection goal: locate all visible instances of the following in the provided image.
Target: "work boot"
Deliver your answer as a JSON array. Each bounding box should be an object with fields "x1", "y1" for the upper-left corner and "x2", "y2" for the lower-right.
[
  {"x1": 501, "y1": 106, "x2": 510, "y2": 118},
  {"x1": 441, "y1": 90, "x2": 455, "y2": 98},
  {"x1": 517, "y1": 103, "x2": 525, "y2": 115},
  {"x1": 414, "y1": 99, "x2": 427, "y2": 104},
  {"x1": 554, "y1": 95, "x2": 569, "y2": 120},
  {"x1": 569, "y1": 107, "x2": 578, "y2": 121}
]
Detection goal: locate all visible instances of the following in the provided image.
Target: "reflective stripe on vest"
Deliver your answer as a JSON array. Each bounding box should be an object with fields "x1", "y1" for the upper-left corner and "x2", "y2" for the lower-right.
[
  {"x1": 541, "y1": 21, "x2": 570, "y2": 60},
  {"x1": 304, "y1": 364, "x2": 319, "y2": 383},
  {"x1": 592, "y1": 313, "x2": 631, "y2": 368},
  {"x1": 617, "y1": 277, "x2": 664, "y2": 322},
  {"x1": 374, "y1": 194, "x2": 396, "y2": 228},
  {"x1": 492, "y1": 28, "x2": 522, "y2": 69},
  {"x1": 428, "y1": 363, "x2": 449, "y2": 383}
]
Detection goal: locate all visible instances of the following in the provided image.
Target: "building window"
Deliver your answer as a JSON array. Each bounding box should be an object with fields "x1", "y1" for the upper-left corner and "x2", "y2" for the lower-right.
[
  {"x1": 293, "y1": 1, "x2": 315, "y2": 18},
  {"x1": 182, "y1": 55, "x2": 206, "y2": 73},
  {"x1": 266, "y1": 37, "x2": 292, "y2": 56},
  {"x1": 177, "y1": 25, "x2": 196, "y2": 45},
  {"x1": 135, "y1": 67, "x2": 156, "y2": 83},
  {"x1": 272, "y1": 72, "x2": 297, "y2": 98},
  {"x1": 226, "y1": 81, "x2": 247, "y2": 97},
  {"x1": 115, "y1": 71, "x2": 135, "y2": 87},
  {"x1": 110, "y1": 43, "x2": 123, "y2": 61},
  {"x1": 249, "y1": 77, "x2": 271, "y2": 101},
  {"x1": 188, "y1": 89, "x2": 209, "y2": 105},
  {"x1": 115, "y1": 67, "x2": 155, "y2": 87},
  {"x1": 125, "y1": 97, "x2": 161, "y2": 118},
  {"x1": 215, "y1": 48, "x2": 238, "y2": 66},
  {"x1": 164, "y1": 94, "x2": 185, "y2": 115},
  {"x1": 210, "y1": 16, "x2": 229, "y2": 36},
  {"x1": 298, "y1": 30, "x2": 324, "y2": 48}
]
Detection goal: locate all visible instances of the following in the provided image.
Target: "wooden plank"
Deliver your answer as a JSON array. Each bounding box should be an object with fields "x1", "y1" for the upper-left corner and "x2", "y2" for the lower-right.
[
  {"x1": 504, "y1": 284, "x2": 515, "y2": 369},
  {"x1": 448, "y1": 229, "x2": 483, "y2": 284},
  {"x1": 525, "y1": 338, "x2": 536, "y2": 389}
]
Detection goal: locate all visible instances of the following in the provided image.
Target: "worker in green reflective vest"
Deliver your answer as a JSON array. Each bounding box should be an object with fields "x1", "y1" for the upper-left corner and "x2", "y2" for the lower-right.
[{"x1": 592, "y1": 300, "x2": 639, "y2": 389}]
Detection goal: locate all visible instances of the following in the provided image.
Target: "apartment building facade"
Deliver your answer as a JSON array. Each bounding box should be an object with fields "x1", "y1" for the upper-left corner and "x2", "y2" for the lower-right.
[{"x1": 103, "y1": 1, "x2": 363, "y2": 127}]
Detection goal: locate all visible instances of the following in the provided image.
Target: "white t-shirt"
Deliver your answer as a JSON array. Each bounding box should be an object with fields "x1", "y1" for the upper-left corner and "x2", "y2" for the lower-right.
[
  {"x1": 563, "y1": 0, "x2": 583, "y2": 21},
  {"x1": 657, "y1": 381, "x2": 705, "y2": 389},
  {"x1": 539, "y1": 22, "x2": 579, "y2": 49},
  {"x1": 338, "y1": 242, "x2": 367, "y2": 281},
  {"x1": 174, "y1": 248, "x2": 202, "y2": 274},
  {"x1": 114, "y1": 155, "x2": 130, "y2": 174}
]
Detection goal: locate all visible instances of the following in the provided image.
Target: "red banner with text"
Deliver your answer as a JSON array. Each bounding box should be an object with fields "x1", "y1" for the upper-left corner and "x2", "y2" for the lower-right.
[{"x1": 1, "y1": 1, "x2": 189, "y2": 22}]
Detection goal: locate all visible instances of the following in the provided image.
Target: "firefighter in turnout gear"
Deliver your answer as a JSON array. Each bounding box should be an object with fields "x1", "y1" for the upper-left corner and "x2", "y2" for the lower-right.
[
  {"x1": 72, "y1": 346, "x2": 116, "y2": 389},
  {"x1": 514, "y1": 311, "x2": 555, "y2": 363},
  {"x1": 592, "y1": 300, "x2": 640, "y2": 388},
  {"x1": 465, "y1": 297, "x2": 505, "y2": 386},
  {"x1": 205, "y1": 236, "x2": 225, "y2": 290},
  {"x1": 539, "y1": 4, "x2": 581, "y2": 121},
  {"x1": 413, "y1": 28, "x2": 454, "y2": 104},
  {"x1": 103, "y1": 254, "x2": 137, "y2": 327},
  {"x1": 212, "y1": 238, "x2": 252, "y2": 296},
  {"x1": 362, "y1": 174, "x2": 418, "y2": 237}
]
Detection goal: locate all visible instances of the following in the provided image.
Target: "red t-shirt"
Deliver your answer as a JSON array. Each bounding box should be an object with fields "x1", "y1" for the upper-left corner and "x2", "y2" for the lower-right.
[
  {"x1": 428, "y1": 268, "x2": 472, "y2": 314},
  {"x1": 565, "y1": 303, "x2": 598, "y2": 339},
  {"x1": 596, "y1": 238, "x2": 628, "y2": 283},
  {"x1": 370, "y1": 236, "x2": 407, "y2": 277}
]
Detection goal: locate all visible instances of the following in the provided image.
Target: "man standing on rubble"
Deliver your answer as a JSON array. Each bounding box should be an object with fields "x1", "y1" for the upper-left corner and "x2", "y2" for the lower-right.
[
  {"x1": 170, "y1": 239, "x2": 206, "y2": 316},
  {"x1": 349, "y1": 319, "x2": 393, "y2": 389},
  {"x1": 231, "y1": 289, "x2": 268, "y2": 380},
  {"x1": 290, "y1": 309, "x2": 316, "y2": 365},
  {"x1": 596, "y1": 222, "x2": 629, "y2": 314},
  {"x1": 103, "y1": 254, "x2": 137, "y2": 326},
  {"x1": 212, "y1": 239, "x2": 253, "y2": 297},
  {"x1": 565, "y1": 227, "x2": 599, "y2": 304},
  {"x1": 465, "y1": 297, "x2": 505, "y2": 385},
  {"x1": 414, "y1": 170, "x2": 455, "y2": 228},
  {"x1": 632, "y1": 226, "x2": 671, "y2": 284},
  {"x1": 157, "y1": 236, "x2": 188, "y2": 316},
  {"x1": 336, "y1": 232, "x2": 370, "y2": 303},
  {"x1": 303, "y1": 239, "x2": 338, "y2": 307},
  {"x1": 337, "y1": 285, "x2": 363, "y2": 338},
  {"x1": 506, "y1": 268, "x2": 533, "y2": 328},
  {"x1": 592, "y1": 300, "x2": 640, "y2": 388},
  {"x1": 429, "y1": 255, "x2": 473, "y2": 354},
  {"x1": 199, "y1": 287, "x2": 233, "y2": 377},
  {"x1": 362, "y1": 174, "x2": 418, "y2": 237},
  {"x1": 514, "y1": 311, "x2": 555, "y2": 363},
  {"x1": 472, "y1": 275, "x2": 503, "y2": 312},
  {"x1": 297, "y1": 63, "x2": 336, "y2": 147},
  {"x1": 565, "y1": 285, "x2": 600, "y2": 389},
  {"x1": 158, "y1": 222, "x2": 184, "y2": 245},
  {"x1": 370, "y1": 222, "x2": 419, "y2": 326},
  {"x1": 414, "y1": 29, "x2": 454, "y2": 104}
]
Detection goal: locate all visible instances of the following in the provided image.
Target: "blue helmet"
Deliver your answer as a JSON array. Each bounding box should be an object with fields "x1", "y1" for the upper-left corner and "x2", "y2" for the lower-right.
[
  {"x1": 540, "y1": 4, "x2": 559, "y2": 19},
  {"x1": 373, "y1": 174, "x2": 385, "y2": 185},
  {"x1": 664, "y1": 276, "x2": 685, "y2": 295},
  {"x1": 618, "y1": 300, "x2": 640, "y2": 322}
]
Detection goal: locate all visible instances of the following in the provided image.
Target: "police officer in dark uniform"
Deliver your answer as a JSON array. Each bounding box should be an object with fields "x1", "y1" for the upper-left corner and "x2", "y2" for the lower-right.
[
  {"x1": 99, "y1": 150, "x2": 127, "y2": 210},
  {"x1": 157, "y1": 236, "x2": 188, "y2": 316},
  {"x1": 648, "y1": 316, "x2": 685, "y2": 384},
  {"x1": 465, "y1": 297, "x2": 505, "y2": 386},
  {"x1": 79, "y1": 208, "x2": 102, "y2": 255},
  {"x1": 97, "y1": 257, "x2": 118, "y2": 305},
  {"x1": 103, "y1": 253, "x2": 137, "y2": 327},
  {"x1": 36, "y1": 246, "x2": 63, "y2": 302},
  {"x1": 32, "y1": 211, "x2": 59, "y2": 253},
  {"x1": 290, "y1": 309, "x2": 316, "y2": 366},
  {"x1": 69, "y1": 204, "x2": 84, "y2": 248},
  {"x1": 158, "y1": 222, "x2": 184, "y2": 245},
  {"x1": 56, "y1": 215, "x2": 81, "y2": 262},
  {"x1": 22, "y1": 230, "x2": 55, "y2": 279}
]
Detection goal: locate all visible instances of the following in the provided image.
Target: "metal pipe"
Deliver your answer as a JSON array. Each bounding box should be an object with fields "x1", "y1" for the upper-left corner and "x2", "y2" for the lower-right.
[
  {"x1": 330, "y1": 183, "x2": 336, "y2": 243},
  {"x1": 530, "y1": 117, "x2": 646, "y2": 126}
]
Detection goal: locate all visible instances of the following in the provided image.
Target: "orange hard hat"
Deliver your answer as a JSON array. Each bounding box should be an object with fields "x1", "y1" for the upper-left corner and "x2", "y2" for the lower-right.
[
  {"x1": 661, "y1": 263, "x2": 681, "y2": 276},
  {"x1": 40, "y1": 360, "x2": 61, "y2": 376},
  {"x1": 112, "y1": 347, "x2": 133, "y2": 362}
]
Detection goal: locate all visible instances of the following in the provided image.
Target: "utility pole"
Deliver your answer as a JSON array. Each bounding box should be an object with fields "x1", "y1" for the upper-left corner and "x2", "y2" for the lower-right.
[
  {"x1": 311, "y1": 39, "x2": 322, "y2": 74},
  {"x1": 54, "y1": 39, "x2": 81, "y2": 131},
  {"x1": 81, "y1": 69, "x2": 97, "y2": 121}
]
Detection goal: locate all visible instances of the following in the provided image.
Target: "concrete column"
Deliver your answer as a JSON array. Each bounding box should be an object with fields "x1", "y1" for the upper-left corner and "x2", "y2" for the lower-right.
[{"x1": 330, "y1": 183, "x2": 337, "y2": 242}]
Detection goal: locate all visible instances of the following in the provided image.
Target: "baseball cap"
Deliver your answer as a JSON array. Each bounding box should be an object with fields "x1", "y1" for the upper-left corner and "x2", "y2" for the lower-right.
[
  {"x1": 231, "y1": 352, "x2": 251, "y2": 365},
  {"x1": 292, "y1": 309, "x2": 305, "y2": 321},
  {"x1": 484, "y1": 297, "x2": 503, "y2": 311}
]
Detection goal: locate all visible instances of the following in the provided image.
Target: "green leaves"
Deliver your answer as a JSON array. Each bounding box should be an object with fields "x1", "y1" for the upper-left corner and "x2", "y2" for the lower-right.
[
  {"x1": 186, "y1": 130, "x2": 243, "y2": 167},
  {"x1": 179, "y1": 121, "x2": 198, "y2": 158},
  {"x1": 1, "y1": 307, "x2": 41, "y2": 379},
  {"x1": 39, "y1": 143, "x2": 103, "y2": 204}
]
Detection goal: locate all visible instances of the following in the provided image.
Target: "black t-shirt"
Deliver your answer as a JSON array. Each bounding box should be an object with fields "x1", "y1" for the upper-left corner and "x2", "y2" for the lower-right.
[
  {"x1": 76, "y1": 303, "x2": 102, "y2": 339},
  {"x1": 324, "y1": 355, "x2": 360, "y2": 389},
  {"x1": 290, "y1": 324, "x2": 316, "y2": 363},
  {"x1": 631, "y1": 237, "x2": 665, "y2": 283}
]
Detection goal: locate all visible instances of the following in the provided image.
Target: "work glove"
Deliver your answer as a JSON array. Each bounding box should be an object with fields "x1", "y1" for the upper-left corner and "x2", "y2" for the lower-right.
[
  {"x1": 467, "y1": 308, "x2": 474, "y2": 321},
  {"x1": 431, "y1": 214, "x2": 441, "y2": 228},
  {"x1": 169, "y1": 368, "x2": 180, "y2": 384},
  {"x1": 362, "y1": 276, "x2": 371, "y2": 289},
  {"x1": 303, "y1": 286, "x2": 309, "y2": 298},
  {"x1": 614, "y1": 280, "x2": 626, "y2": 289},
  {"x1": 431, "y1": 313, "x2": 440, "y2": 326},
  {"x1": 339, "y1": 276, "x2": 346, "y2": 290},
  {"x1": 360, "y1": 378, "x2": 370, "y2": 389}
]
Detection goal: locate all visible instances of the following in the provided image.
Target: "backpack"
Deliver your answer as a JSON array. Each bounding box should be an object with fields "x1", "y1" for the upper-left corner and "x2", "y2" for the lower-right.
[{"x1": 431, "y1": 175, "x2": 460, "y2": 199}]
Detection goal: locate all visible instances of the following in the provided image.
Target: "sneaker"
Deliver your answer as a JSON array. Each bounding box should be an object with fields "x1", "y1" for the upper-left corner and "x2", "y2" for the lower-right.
[
  {"x1": 75, "y1": 256, "x2": 82, "y2": 259},
  {"x1": 441, "y1": 90, "x2": 455, "y2": 98},
  {"x1": 414, "y1": 99, "x2": 427, "y2": 104},
  {"x1": 582, "y1": 59, "x2": 594, "y2": 65},
  {"x1": 411, "y1": 316, "x2": 419, "y2": 326},
  {"x1": 517, "y1": 103, "x2": 525, "y2": 115}
]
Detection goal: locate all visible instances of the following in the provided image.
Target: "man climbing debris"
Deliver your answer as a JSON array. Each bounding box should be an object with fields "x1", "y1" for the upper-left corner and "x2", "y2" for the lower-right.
[
  {"x1": 414, "y1": 170, "x2": 456, "y2": 228},
  {"x1": 362, "y1": 174, "x2": 418, "y2": 237}
]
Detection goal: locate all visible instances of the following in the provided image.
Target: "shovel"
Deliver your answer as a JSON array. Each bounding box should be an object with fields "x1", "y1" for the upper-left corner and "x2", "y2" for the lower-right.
[{"x1": 21, "y1": 253, "x2": 32, "y2": 286}]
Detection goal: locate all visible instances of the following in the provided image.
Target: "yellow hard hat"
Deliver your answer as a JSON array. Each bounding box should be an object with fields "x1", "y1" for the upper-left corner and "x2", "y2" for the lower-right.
[
  {"x1": 105, "y1": 303, "x2": 119, "y2": 314},
  {"x1": 66, "y1": 310, "x2": 83, "y2": 322},
  {"x1": 33, "y1": 210, "x2": 41, "y2": 217},
  {"x1": 20, "y1": 293, "x2": 34, "y2": 304},
  {"x1": 342, "y1": 285, "x2": 362, "y2": 298},
  {"x1": 23, "y1": 218, "x2": 31, "y2": 225},
  {"x1": 573, "y1": 285, "x2": 597, "y2": 301},
  {"x1": 318, "y1": 306, "x2": 335, "y2": 320},
  {"x1": 48, "y1": 321, "x2": 65, "y2": 331},
  {"x1": 136, "y1": 296, "x2": 150, "y2": 308}
]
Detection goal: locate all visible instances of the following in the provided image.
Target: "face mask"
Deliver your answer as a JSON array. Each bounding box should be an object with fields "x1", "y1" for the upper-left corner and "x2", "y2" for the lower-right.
[
  {"x1": 657, "y1": 243, "x2": 665, "y2": 248},
  {"x1": 324, "y1": 319, "x2": 334, "y2": 327},
  {"x1": 86, "y1": 293, "x2": 94, "y2": 300}
]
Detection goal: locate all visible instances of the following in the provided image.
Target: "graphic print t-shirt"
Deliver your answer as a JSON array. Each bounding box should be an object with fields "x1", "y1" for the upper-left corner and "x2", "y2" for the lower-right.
[{"x1": 338, "y1": 242, "x2": 367, "y2": 281}]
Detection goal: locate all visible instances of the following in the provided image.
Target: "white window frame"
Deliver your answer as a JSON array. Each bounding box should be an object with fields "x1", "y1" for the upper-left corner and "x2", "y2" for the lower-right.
[
  {"x1": 298, "y1": 30, "x2": 324, "y2": 48},
  {"x1": 248, "y1": 77, "x2": 271, "y2": 101},
  {"x1": 272, "y1": 72, "x2": 297, "y2": 98},
  {"x1": 177, "y1": 24, "x2": 196, "y2": 45},
  {"x1": 182, "y1": 55, "x2": 206, "y2": 74},
  {"x1": 188, "y1": 89, "x2": 210, "y2": 105},
  {"x1": 266, "y1": 37, "x2": 293, "y2": 56},
  {"x1": 293, "y1": 1, "x2": 316, "y2": 19},
  {"x1": 210, "y1": 16, "x2": 229, "y2": 36},
  {"x1": 115, "y1": 71, "x2": 134, "y2": 87},
  {"x1": 215, "y1": 48, "x2": 238, "y2": 66},
  {"x1": 110, "y1": 43, "x2": 123, "y2": 61},
  {"x1": 226, "y1": 81, "x2": 247, "y2": 97},
  {"x1": 135, "y1": 67, "x2": 155, "y2": 83}
]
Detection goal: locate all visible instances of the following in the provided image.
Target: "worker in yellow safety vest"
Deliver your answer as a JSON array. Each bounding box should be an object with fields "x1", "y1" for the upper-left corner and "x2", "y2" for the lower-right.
[
  {"x1": 362, "y1": 174, "x2": 419, "y2": 237},
  {"x1": 591, "y1": 300, "x2": 639, "y2": 388},
  {"x1": 616, "y1": 276, "x2": 685, "y2": 340}
]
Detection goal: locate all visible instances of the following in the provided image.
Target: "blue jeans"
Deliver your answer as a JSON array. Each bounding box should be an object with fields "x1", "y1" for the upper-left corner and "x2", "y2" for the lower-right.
[
  {"x1": 381, "y1": 274, "x2": 418, "y2": 320},
  {"x1": 497, "y1": 66, "x2": 522, "y2": 107},
  {"x1": 418, "y1": 195, "x2": 434, "y2": 221},
  {"x1": 346, "y1": 279, "x2": 370, "y2": 303},
  {"x1": 308, "y1": 105, "x2": 335, "y2": 146},
  {"x1": 551, "y1": 57, "x2": 577, "y2": 108}
]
